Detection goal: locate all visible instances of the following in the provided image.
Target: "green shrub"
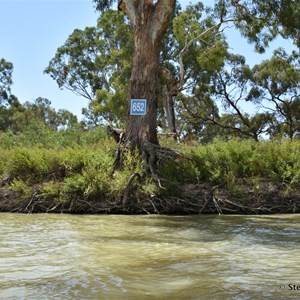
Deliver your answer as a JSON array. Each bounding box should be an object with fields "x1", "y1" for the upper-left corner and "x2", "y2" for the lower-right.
[
  {"x1": 109, "y1": 150, "x2": 144, "y2": 197},
  {"x1": 82, "y1": 152, "x2": 114, "y2": 198},
  {"x1": 40, "y1": 181, "x2": 62, "y2": 198},
  {"x1": 9, "y1": 179, "x2": 32, "y2": 198},
  {"x1": 159, "y1": 158, "x2": 200, "y2": 184},
  {"x1": 188, "y1": 138, "x2": 300, "y2": 186},
  {"x1": 63, "y1": 174, "x2": 87, "y2": 195},
  {"x1": 0, "y1": 125, "x2": 109, "y2": 149},
  {"x1": 5, "y1": 148, "x2": 49, "y2": 180},
  {"x1": 2, "y1": 127, "x2": 300, "y2": 203},
  {"x1": 251, "y1": 140, "x2": 300, "y2": 184}
]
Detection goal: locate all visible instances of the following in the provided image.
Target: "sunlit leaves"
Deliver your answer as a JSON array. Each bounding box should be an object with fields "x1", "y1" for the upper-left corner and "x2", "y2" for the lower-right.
[
  {"x1": 172, "y1": 3, "x2": 205, "y2": 45},
  {"x1": 172, "y1": 2, "x2": 227, "y2": 78}
]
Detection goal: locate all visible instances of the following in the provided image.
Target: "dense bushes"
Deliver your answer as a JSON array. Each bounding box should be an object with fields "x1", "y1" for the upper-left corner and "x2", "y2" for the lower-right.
[
  {"x1": 1, "y1": 126, "x2": 300, "y2": 208},
  {"x1": 188, "y1": 139, "x2": 300, "y2": 186},
  {"x1": 0, "y1": 124, "x2": 108, "y2": 149}
]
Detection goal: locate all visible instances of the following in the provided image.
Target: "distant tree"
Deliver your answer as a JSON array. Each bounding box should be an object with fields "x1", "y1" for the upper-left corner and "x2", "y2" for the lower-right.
[
  {"x1": 0, "y1": 58, "x2": 23, "y2": 131},
  {"x1": 210, "y1": 53, "x2": 274, "y2": 140},
  {"x1": 0, "y1": 96, "x2": 21, "y2": 131},
  {"x1": 248, "y1": 49, "x2": 300, "y2": 139},
  {"x1": 175, "y1": 87, "x2": 221, "y2": 142},
  {"x1": 0, "y1": 58, "x2": 13, "y2": 104},
  {"x1": 2, "y1": 97, "x2": 78, "y2": 132},
  {"x1": 56, "y1": 109, "x2": 79, "y2": 129},
  {"x1": 45, "y1": 10, "x2": 132, "y2": 126},
  {"x1": 21, "y1": 98, "x2": 78, "y2": 131},
  {"x1": 0, "y1": 58, "x2": 79, "y2": 132}
]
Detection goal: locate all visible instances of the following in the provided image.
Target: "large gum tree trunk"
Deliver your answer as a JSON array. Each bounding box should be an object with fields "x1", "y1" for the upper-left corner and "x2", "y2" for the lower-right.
[
  {"x1": 120, "y1": 0, "x2": 176, "y2": 151},
  {"x1": 126, "y1": 28, "x2": 160, "y2": 147}
]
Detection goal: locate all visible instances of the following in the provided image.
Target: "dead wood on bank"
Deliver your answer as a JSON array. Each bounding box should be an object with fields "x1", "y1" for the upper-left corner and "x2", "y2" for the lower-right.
[
  {"x1": 1, "y1": 180, "x2": 299, "y2": 214},
  {"x1": 97, "y1": 126, "x2": 300, "y2": 215}
]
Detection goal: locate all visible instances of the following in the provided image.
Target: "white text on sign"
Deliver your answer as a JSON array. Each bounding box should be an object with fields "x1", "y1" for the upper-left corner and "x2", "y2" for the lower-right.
[{"x1": 130, "y1": 99, "x2": 147, "y2": 115}]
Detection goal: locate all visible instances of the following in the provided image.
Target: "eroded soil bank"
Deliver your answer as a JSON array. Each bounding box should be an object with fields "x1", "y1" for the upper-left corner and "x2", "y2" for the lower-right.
[{"x1": 1, "y1": 180, "x2": 299, "y2": 214}]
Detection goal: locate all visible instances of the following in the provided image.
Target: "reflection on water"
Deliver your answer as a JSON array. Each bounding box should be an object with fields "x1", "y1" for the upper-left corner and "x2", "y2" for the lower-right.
[{"x1": 0, "y1": 213, "x2": 300, "y2": 299}]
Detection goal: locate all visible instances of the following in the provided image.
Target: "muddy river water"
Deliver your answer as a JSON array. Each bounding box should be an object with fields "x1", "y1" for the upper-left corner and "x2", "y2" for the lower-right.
[{"x1": 0, "y1": 213, "x2": 300, "y2": 299}]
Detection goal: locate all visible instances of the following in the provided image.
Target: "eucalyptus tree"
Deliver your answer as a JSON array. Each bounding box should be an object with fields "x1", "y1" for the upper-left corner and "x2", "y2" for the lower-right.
[
  {"x1": 0, "y1": 59, "x2": 22, "y2": 131},
  {"x1": 210, "y1": 53, "x2": 275, "y2": 140},
  {"x1": 160, "y1": 2, "x2": 228, "y2": 137},
  {"x1": 248, "y1": 49, "x2": 300, "y2": 139},
  {"x1": 0, "y1": 58, "x2": 14, "y2": 104},
  {"x1": 47, "y1": 0, "x2": 300, "y2": 174},
  {"x1": 176, "y1": 90, "x2": 222, "y2": 142},
  {"x1": 171, "y1": 0, "x2": 300, "y2": 142},
  {"x1": 92, "y1": 0, "x2": 299, "y2": 162},
  {"x1": 45, "y1": 10, "x2": 132, "y2": 126},
  {"x1": 19, "y1": 98, "x2": 78, "y2": 131},
  {"x1": 91, "y1": 0, "x2": 236, "y2": 174},
  {"x1": 228, "y1": 0, "x2": 300, "y2": 51},
  {"x1": 46, "y1": 2, "x2": 226, "y2": 136},
  {"x1": 198, "y1": 49, "x2": 300, "y2": 141}
]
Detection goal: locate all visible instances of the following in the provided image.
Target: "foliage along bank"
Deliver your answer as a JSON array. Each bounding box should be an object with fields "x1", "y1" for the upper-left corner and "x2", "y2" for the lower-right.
[{"x1": 0, "y1": 127, "x2": 299, "y2": 214}]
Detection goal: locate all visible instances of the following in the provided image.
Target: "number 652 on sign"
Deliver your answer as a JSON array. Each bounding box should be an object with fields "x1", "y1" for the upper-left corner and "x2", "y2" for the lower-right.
[{"x1": 130, "y1": 99, "x2": 147, "y2": 115}]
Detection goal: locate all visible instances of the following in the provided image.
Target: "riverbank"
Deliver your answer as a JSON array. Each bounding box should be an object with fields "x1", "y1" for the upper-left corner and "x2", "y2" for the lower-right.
[
  {"x1": 1, "y1": 179, "x2": 300, "y2": 214},
  {"x1": 1, "y1": 129, "x2": 300, "y2": 214}
]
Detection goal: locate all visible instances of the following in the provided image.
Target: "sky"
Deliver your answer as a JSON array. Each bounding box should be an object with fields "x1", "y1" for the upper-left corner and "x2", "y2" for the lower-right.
[{"x1": 0, "y1": 0, "x2": 297, "y2": 120}]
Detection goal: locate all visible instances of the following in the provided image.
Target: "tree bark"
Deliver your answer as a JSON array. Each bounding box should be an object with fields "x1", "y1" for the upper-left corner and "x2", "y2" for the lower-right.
[
  {"x1": 126, "y1": 25, "x2": 160, "y2": 147},
  {"x1": 122, "y1": 0, "x2": 176, "y2": 150},
  {"x1": 165, "y1": 93, "x2": 176, "y2": 134}
]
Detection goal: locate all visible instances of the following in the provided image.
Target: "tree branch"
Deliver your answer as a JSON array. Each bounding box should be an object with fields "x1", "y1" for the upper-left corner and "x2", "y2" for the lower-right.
[
  {"x1": 178, "y1": 18, "x2": 236, "y2": 85},
  {"x1": 151, "y1": 0, "x2": 176, "y2": 44},
  {"x1": 122, "y1": 0, "x2": 137, "y2": 25}
]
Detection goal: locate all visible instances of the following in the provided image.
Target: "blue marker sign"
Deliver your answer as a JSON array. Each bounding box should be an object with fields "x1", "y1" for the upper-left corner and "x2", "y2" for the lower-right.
[{"x1": 130, "y1": 99, "x2": 147, "y2": 115}]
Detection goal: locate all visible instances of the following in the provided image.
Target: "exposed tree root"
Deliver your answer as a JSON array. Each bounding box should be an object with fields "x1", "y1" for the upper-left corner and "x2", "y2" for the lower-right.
[
  {"x1": 123, "y1": 172, "x2": 142, "y2": 206},
  {"x1": 141, "y1": 139, "x2": 182, "y2": 190},
  {"x1": 107, "y1": 126, "x2": 180, "y2": 171},
  {"x1": 107, "y1": 126, "x2": 182, "y2": 195},
  {"x1": 1, "y1": 180, "x2": 299, "y2": 214}
]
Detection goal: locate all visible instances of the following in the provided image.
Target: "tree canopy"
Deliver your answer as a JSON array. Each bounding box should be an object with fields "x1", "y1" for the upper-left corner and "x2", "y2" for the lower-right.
[
  {"x1": 0, "y1": 58, "x2": 14, "y2": 105},
  {"x1": 44, "y1": 0, "x2": 299, "y2": 142},
  {"x1": 44, "y1": 1, "x2": 299, "y2": 142},
  {"x1": 0, "y1": 59, "x2": 79, "y2": 133}
]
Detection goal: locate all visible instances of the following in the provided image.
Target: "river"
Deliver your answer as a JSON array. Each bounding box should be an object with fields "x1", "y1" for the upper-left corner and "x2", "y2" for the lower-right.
[{"x1": 0, "y1": 214, "x2": 300, "y2": 299}]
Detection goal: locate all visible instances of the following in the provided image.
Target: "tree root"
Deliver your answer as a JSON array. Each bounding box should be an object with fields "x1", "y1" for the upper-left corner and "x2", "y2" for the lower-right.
[
  {"x1": 1, "y1": 180, "x2": 300, "y2": 214},
  {"x1": 123, "y1": 172, "x2": 142, "y2": 206},
  {"x1": 141, "y1": 139, "x2": 180, "y2": 187},
  {"x1": 107, "y1": 126, "x2": 182, "y2": 197}
]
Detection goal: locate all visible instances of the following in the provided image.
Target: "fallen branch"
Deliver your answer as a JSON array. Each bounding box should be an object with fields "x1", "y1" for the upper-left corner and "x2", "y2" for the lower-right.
[
  {"x1": 106, "y1": 125, "x2": 125, "y2": 143},
  {"x1": 24, "y1": 190, "x2": 38, "y2": 213}
]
